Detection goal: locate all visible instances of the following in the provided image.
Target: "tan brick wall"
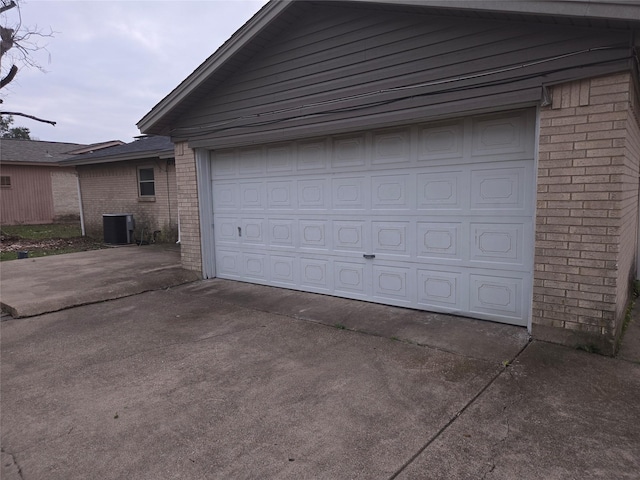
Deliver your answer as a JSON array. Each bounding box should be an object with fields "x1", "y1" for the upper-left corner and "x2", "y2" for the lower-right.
[
  {"x1": 51, "y1": 167, "x2": 80, "y2": 220},
  {"x1": 78, "y1": 159, "x2": 178, "y2": 243},
  {"x1": 533, "y1": 72, "x2": 640, "y2": 353},
  {"x1": 174, "y1": 142, "x2": 203, "y2": 273}
]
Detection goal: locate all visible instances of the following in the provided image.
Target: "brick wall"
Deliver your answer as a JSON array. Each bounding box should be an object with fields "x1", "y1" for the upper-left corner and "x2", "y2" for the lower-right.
[
  {"x1": 78, "y1": 159, "x2": 178, "y2": 243},
  {"x1": 51, "y1": 167, "x2": 80, "y2": 220},
  {"x1": 534, "y1": 72, "x2": 640, "y2": 353},
  {"x1": 174, "y1": 142, "x2": 203, "y2": 273}
]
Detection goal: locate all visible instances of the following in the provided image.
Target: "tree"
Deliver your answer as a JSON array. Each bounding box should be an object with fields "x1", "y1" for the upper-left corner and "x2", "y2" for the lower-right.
[
  {"x1": 0, "y1": 0, "x2": 55, "y2": 126},
  {"x1": 0, "y1": 114, "x2": 30, "y2": 138}
]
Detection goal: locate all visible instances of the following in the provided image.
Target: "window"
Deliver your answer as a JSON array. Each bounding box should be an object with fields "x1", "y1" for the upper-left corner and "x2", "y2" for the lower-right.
[
  {"x1": 0, "y1": 176, "x2": 11, "y2": 188},
  {"x1": 138, "y1": 167, "x2": 155, "y2": 197}
]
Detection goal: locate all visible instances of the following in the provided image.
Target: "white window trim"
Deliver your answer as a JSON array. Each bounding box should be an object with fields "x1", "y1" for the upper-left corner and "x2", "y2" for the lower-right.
[{"x1": 137, "y1": 166, "x2": 156, "y2": 198}]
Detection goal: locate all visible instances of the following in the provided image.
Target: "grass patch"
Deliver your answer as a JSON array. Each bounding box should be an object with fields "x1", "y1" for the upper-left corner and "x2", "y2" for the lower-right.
[
  {"x1": 1, "y1": 223, "x2": 82, "y2": 240},
  {"x1": 0, "y1": 246, "x2": 100, "y2": 261}
]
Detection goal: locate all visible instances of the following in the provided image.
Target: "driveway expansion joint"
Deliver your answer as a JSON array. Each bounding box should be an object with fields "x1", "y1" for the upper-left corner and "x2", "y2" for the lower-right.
[{"x1": 386, "y1": 339, "x2": 532, "y2": 480}]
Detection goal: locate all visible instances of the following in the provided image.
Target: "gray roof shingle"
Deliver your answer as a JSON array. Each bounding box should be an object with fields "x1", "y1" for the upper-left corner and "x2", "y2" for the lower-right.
[
  {"x1": 62, "y1": 136, "x2": 174, "y2": 165},
  {"x1": 0, "y1": 138, "x2": 86, "y2": 164}
]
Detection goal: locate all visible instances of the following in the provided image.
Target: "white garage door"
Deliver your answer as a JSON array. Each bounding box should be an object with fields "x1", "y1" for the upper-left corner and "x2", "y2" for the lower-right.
[{"x1": 209, "y1": 109, "x2": 535, "y2": 326}]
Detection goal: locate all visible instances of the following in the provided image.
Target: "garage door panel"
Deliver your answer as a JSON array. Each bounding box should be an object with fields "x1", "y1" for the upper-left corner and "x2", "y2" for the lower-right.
[
  {"x1": 266, "y1": 144, "x2": 294, "y2": 173},
  {"x1": 332, "y1": 134, "x2": 366, "y2": 168},
  {"x1": 297, "y1": 139, "x2": 328, "y2": 171},
  {"x1": 332, "y1": 177, "x2": 367, "y2": 210},
  {"x1": 373, "y1": 264, "x2": 412, "y2": 304},
  {"x1": 211, "y1": 151, "x2": 237, "y2": 177},
  {"x1": 372, "y1": 221, "x2": 412, "y2": 258},
  {"x1": 240, "y1": 218, "x2": 265, "y2": 246},
  {"x1": 270, "y1": 255, "x2": 297, "y2": 286},
  {"x1": 239, "y1": 148, "x2": 264, "y2": 175},
  {"x1": 300, "y1": 257, "x2": 331, "y2": 291},
  {"x1": 469, "y1": 273, "x2": 525, "y2": 324},
  {"x1": 334, "y1": 260, "x2": 368, "y2": 296},
  {"x1": 215, "y1": 216, "x2": 239, "y2": 244},
  {"x1": 471, "y1": 112, "x2": 531, "y2": 159},
  {"x1": 470, "y1": 166, "x2": 527, "y2": 211},
  {"x1": 267, "y1": 181, "x2": 296, "y2": 209},
  {"x1": 299, "y1": 220, "x2": 329, "y2": 251},
  {"x1": 333, "y1": 220, "x2": 366, "y2": 253},
  {"x1": 216, "y1": 249, "x2": 242, "y2": 278},
  {"x1": 268, "y1": 219, "x2": 296, "y2": 248},
  {"x1": 210, "y1": 109, "x2": 535, "y2": 326},
  {"x1": 240, "y1": 182, "x2": 265, "y2": 210},
  {"x1": 298, "y1": 179, "x2": 329, "y2": 209},
  {"x1": 417, "y1": 171, "x2": 464, "y2": 210},
  {"x1": 417, "y1": 222, "x2": 462, "y2": 260},
  {"x1": 242, "y1": 252, "x2": 268, "y2": 281},
  {"x1": 213, "y1": 182, "x2": 238, "y2": 210},
  {"x1": 372, "y1": 174, "x2": 413, "y2": 210},
  {"x1": 417, "y1": 268, "x2": 464, "y2": 309},
  {"x1": 418, "y1": 121, "x2": 464, "y2": 161},
  {"x1": 372, "y1": 128, "x2": 412, "y2": 165},
  {"x1": 470, "y1": 223, "x2": 524, "y2": 266}
]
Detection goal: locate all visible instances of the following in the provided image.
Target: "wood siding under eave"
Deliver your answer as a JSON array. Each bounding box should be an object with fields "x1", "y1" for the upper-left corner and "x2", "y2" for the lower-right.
[
  {"x1": 0, "y1": 164, "x2": 55, "y2": 225},
  {"x1": 176, "y1": 3, "x2": 633, "y2": 149}
]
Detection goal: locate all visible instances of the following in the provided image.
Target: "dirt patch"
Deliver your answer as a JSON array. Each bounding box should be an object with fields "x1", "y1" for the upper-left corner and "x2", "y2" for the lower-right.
[{"x1": 0, "y1": 234, "x2": 104, "y2": 254}]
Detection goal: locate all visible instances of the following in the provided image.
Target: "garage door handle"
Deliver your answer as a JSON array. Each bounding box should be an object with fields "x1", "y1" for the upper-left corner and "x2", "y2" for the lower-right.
[
  {"x1": 238, "y1": 227, "x2": 242, "y2": 237},
  {"x1": 363, "y1": 254, "x2": 375, "y2": 259}
]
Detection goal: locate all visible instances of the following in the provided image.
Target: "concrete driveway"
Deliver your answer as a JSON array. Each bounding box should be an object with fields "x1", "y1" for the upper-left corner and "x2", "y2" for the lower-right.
[
  {"x1": 1, "y1": 247, "x2": 639, "y2": 479},
  {"x1": 0, "y1": 245, "x2": 199, "y2": 317}
]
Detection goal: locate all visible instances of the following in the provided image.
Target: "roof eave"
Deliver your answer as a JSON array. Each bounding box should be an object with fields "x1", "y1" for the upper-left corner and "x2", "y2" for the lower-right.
[
  {"x1": 353, "y1": 0, "x2": 640, "y2": 22},
  {"x1": 61, "y1": 149, "x2": 175, "y2": 166},
  {"x1": 137, "y1": 0, "x2": 640, "y2": 136},
  {"x1": 0, "y1": 161, "x2": 75, "y2": 167},
  {"x1": 137, "y1": 0, "x2": 292, "y2": 135}
]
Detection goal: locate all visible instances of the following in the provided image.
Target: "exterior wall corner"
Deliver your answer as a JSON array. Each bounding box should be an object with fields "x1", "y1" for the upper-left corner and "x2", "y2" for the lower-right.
[
  {"x1": 533, "y1": 71, "x2": 639, "y2": 352},
  {"x1": 175, "y1": 142, "x2": 203, "y2": 274}
]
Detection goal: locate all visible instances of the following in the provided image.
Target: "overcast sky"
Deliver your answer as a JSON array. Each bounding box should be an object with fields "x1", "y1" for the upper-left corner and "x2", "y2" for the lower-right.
[{"x1": 1, "y1": 0, "x2": 268, "y2": 145}]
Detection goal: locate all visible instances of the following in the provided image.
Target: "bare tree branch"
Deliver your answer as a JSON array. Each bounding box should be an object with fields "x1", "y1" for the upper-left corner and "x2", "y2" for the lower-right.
[
  {"x1": 0, "y1": 63, "x2": 17, "y2": 88},
  {"x1": 0, "y1": 111, "x2": 55, "y2": 125},
  {"x1": 0, "y1": 0, "x2": 56, "y2": 128}
]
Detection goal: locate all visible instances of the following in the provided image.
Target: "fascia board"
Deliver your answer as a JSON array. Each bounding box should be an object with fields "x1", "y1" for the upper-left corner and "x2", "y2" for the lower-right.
[
  {"x1": 355, "y1": 0, "x2": 640, "y2": 22},
  {"x1": 62, "y1": 150, "x2": 174, "y2": 166},
  {"x1": 137, "y1": 0, "x2": 291, "y2": 134}
]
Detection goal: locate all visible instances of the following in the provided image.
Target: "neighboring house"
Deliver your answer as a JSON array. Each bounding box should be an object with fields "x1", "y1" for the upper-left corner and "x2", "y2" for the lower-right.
[
  {"x1": 0, "y1": 139, "x2": 124, "y2": 225},
  {"x1": 1, "y1": 139, "x2": 84, "y2": 225},
  {"x1": 138, "y1": 0, "x2": 640, "y2": 353},
  {"x1": 61, "y1": 136, "x2": 178, "y2": 243}
]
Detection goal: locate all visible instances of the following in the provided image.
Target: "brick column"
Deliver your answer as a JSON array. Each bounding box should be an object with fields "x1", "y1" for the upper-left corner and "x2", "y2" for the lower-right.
[
  {"x1": 174, "y1": 142, "x2": 203, "y2": 275},
  {"x1": 533, "y1": 72, "x2": 640, "y2": 354}
]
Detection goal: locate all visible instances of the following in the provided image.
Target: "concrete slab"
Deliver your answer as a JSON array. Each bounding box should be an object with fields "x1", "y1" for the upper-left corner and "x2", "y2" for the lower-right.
[
  {"x1": 1, "y1": 284, "x2": 502, "y2": 480},
  {"x1": 195, "y1": 279, "x2": 530, "y2": 364},
  {"x1": 3, "y1": 254, "x2": 639, "y2": 479},
  {"x1": 395, "y1": 341, "x2": 640, "y2": 479},
  {"x1": 0, "y1": 245, "x2": 200, "y2": 317}
]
